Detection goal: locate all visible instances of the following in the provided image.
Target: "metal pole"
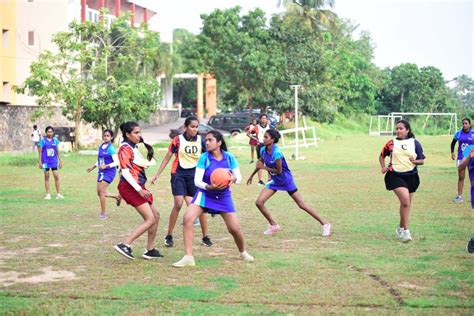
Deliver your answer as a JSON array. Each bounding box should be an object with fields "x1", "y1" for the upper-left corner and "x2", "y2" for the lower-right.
[{"x1": 290, "y1": 85, "x2": 301, "y2": 159}]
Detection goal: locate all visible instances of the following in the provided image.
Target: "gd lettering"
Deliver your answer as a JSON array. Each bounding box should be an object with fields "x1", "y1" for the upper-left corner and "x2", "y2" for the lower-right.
[{"x1": 185, "y1": 146, "x2": 198, "y2": 154}]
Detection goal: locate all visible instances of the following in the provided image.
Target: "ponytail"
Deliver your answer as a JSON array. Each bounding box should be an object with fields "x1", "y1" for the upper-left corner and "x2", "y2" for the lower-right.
[
  {"x1": 120, "y1": 121, "x2": 154, "y2": 161},
  {"x1": 139, "y1": 137, "x2": 154, "y2": 161}
]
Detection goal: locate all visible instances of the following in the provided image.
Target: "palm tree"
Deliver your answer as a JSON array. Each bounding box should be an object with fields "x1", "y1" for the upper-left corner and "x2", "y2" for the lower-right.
[{"x1": 277, "y1": 0, "x2": 337, "y2": 32}]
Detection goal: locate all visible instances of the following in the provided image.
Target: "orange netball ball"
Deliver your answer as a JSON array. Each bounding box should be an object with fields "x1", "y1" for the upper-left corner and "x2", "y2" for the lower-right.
[{"x1": 210, "y1": 168, "x2": 232, "y2": 188}]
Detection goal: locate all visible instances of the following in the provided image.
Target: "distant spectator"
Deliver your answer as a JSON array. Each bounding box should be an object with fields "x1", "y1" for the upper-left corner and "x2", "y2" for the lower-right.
[
  {"x1": 31, "y1": 125, "x2": 41, "y2": 152},
  {"x1": 245, "y1": 118, "x2": 259, "y2": 164}
]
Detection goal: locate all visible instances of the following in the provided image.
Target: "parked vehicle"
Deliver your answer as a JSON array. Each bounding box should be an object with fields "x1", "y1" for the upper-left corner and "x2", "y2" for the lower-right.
[
  {"x1": 169, "y1": 123, "x2": 230, "y2": 139},
  {"x1": 207, "y1": 114, "x2": 250, "y2": 136},
  {"x1": 180, "y1": 109, "x2": 196, "y2": 118}
]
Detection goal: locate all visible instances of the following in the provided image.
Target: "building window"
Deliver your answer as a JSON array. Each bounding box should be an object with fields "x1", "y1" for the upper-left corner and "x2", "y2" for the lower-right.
[
  {"x1": 2, "y1": 82, "x2": 11, "y2": 103},
  {"x1": 28, "y1": 31, "x2": 34, "y2": 46},
  {"x1": 2, "y1": 29, "x2": 9, "y2": 48}
]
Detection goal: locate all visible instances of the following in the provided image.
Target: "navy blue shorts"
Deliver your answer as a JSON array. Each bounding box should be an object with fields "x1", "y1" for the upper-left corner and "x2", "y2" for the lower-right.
[{"x1": 171, "y1": 173, "x2": 197, "y2": 197}]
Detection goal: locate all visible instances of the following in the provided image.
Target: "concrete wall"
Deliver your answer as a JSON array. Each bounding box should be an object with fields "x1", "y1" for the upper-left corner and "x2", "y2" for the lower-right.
[
  {"x1": 0, "y1": 105, "x2": 179, "y2": 152},
  {"x1": 139, "y1": 108, "x2": 179, "y2": 128}
]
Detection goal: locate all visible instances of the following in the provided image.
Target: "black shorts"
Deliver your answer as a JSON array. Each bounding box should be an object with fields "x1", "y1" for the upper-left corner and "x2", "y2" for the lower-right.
[
  {"x1": 384, "y1": 171, "x2": 420, "y2": 193},
  {"x1": 268, "y1": 188, "x2": 298, "y2": 196},
  {"x1": 171, "y1": 173, "x2": 197, "y2": 197},
  {"x1": 256, "y1": 143, "x2": 265, "y2": 159}
]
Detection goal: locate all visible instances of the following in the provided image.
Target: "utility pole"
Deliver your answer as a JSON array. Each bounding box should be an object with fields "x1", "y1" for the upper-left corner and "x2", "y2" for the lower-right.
[{"x1": 290, "y1": 85, "x2": 302, "y2": 160}]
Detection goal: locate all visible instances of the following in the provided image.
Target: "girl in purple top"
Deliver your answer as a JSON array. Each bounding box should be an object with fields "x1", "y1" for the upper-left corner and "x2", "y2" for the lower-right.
[
  {"x1": 86, "y1": 129, "x2": 121, "y2": 220},
  {"x1": 247, "y1": 129, "x2": 331, "y2": 237},
  {"x1": 451, "y1": 118, "x2": 473, "y2": 203},
  {"x1": 37, "y1": 126, "x2": 63, "y2": 200},
  {"x1": 172, "y1": 131, "x2": 254, "y2": 267}
]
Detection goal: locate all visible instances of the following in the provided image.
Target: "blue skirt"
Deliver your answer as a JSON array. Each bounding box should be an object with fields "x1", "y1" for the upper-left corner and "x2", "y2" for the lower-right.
[{"x1": 192, "y1": 189, "x2": 236, "y2": 214}]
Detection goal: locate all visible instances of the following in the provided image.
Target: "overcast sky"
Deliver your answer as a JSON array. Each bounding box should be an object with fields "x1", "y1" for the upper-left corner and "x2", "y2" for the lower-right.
[{"x1": 149, "y1": 0, "x2": 473, "y2": 80}]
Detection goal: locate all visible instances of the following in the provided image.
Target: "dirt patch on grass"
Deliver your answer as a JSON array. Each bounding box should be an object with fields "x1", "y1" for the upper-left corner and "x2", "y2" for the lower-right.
[
  {"x1": 398, "y1": 282, "x2": 428, "y2": 291},
  {"x1": 47, "y1": 243, "x2": 64, "y2": 248},
  {"x1": 0, "y1": 266, "x2": 78, "y2": 286}
]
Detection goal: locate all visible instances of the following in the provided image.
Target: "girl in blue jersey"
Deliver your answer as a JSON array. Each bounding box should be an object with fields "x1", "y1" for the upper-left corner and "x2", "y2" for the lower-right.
[
  {"x1": 458, "y1": 143, "x2": 474, "y2": 209},
  {"x1": 86, "y1": 129, "x2": 121, "y2": 220},
  {"x1": 247, "y1": 129, "x2": 331, "y2": 237},
  {"x1": 38, "y1": 126, "x2": 64, "y2": 200},
  {"x1": 172, "y1": 131, "x2": 254, "y2": 267},
  {"x1": 450, "y1": 118, "x2": 473, "y2": 203}
]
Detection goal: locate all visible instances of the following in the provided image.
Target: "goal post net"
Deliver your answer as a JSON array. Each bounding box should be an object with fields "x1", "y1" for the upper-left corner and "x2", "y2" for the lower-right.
[{"x1": 369, "y1": 112, "x2": 458, "y2": 136}]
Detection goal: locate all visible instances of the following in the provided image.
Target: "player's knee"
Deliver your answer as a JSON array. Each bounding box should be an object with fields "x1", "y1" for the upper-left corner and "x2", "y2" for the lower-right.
[{"x1": 255, "y1": 199, "x2": 264, "y2": 208}]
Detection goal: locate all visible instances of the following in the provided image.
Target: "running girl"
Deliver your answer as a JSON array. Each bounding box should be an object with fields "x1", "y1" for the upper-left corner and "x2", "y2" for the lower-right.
[
  {"x1": 450, "y1": 118, "x2": 473, "y2": 203},
  {"x1": 114, "y1": 122, "x2": 163, "y2": 260},
  {"x1": 86, "y1": 129, "x2": 121, "y2": 220},
  {"x1": 379, "y1": 120, "x2": 425, "y2": 242},
  {"x1": 247, "y1": 129, "x2": 331, "y2": 237},
  {"x1": 151, "y1": 116, "x2": 212, "y2": 248},
  {"x1": 38, "y1": 126, "x2": 64, "y2": 200},
  {"x1": 172, "y1": 131, "x2": 254, "y2": 267}
]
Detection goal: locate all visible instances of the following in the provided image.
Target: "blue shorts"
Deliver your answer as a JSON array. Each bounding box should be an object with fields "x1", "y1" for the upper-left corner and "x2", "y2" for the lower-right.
[
  {"x1": 192, "y1": 189, "x2": 236, "y2": 214},
  {"x1": 43, "y1": 163, "x2": 58, "y2": 171},
  {"x1": 98, "y1": 170, "x2": 116, "y2": 184},
  {"x1": 171, "y1": 173, "x2": 197, "y2": 197}
]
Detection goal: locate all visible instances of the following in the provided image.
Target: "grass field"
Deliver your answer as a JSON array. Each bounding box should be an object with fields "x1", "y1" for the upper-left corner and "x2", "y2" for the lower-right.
[{"x1": 0, "y1": 134, "x2": 473, "y2": 315}]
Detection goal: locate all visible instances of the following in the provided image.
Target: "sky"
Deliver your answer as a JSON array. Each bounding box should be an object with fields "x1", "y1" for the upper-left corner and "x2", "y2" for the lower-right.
[{"x1": 148, "y1": 0, "x2": 473, "y2": 80}]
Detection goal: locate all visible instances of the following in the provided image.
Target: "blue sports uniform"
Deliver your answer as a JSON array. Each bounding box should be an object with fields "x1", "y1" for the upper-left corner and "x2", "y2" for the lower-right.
[
  {"x1": 97, "y1": 142, "x2": 118, "y2": 183},
  {"x1": 260, "y1": 145, "x2": 298, "y2": 193},
  {"x1": 38, "y1": 137, "x2": 60, "y2": 170},
  {"x1": 462, "y1": 145, "x2": 474, "y2": 208},
  {"x1": 192, "y1": 151, "x2": 239, "y2": 214},
  {"x1": 453, "y1": 128, "x2": 474, "y2": 162}
]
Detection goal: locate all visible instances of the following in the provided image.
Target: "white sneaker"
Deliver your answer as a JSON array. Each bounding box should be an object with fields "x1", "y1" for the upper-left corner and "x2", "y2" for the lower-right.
[
  {"x1": 396, "y1": 227, "x2": 404, "y2": 239},
  {"x1": 193, "y1": 219, "x2": 200, "y2": 226},
  {"x1": 263, "y1": 224, "x2": 281, "y2": 235},
  {"x1": 44, "y1": 194, "x2": 51, "y2": 200},
  {"x1": 401, "y1": 229, "x2": 412, "y2": 242},
  {"x1": 172, "y1": 255, "x2": 195, "y2": 268},
  {"x1": 322, "y1": 223, "x2": 331, "y2": 237},
  {"x1": 452, "y1": 195, "x2": 464, "y2": 203},
  {"x1": 56, "y1": 193, "x2": 65, "y2": 199},
  {"x1": 239, "y1": 251, "x2": 254, "y2": 262}
]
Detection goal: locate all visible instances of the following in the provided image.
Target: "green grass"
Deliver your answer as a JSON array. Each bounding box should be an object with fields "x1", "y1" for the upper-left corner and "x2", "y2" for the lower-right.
[{"x1": 0, "y1": 134, "x2": 473, "y2": 314}]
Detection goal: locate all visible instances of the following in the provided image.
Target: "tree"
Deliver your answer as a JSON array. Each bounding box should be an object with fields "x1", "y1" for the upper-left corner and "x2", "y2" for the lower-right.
[
  {"x1": 451, "y1": 75, "x2": 474, "y2": 112},
  {"x1": 277, "y1": 0, "x2": 337, "y2": 33},
  {"x1": 188, "y1": 7, "x2": 284, "y2": 110},
  {"x1": 15, "y1": 14, "x2": 164, "y2": 147}
]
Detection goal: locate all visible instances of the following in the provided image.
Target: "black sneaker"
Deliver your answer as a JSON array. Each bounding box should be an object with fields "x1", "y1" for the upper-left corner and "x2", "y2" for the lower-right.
[
  {"x1": 201, "y1": 235, "x2": 213, "y2": 247},
  {"x1": 164, "y1": 235, "x2": 174, "y2": 247},
  {"x1": 114, "y1": 243, "x2": 135, "y2": 260},
  {"x1": 467, "y1": 238, "x2": 474, "y2": 254},
  {"x1": 142, "y1": 248, "x2": 164, "y2": 260}
]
